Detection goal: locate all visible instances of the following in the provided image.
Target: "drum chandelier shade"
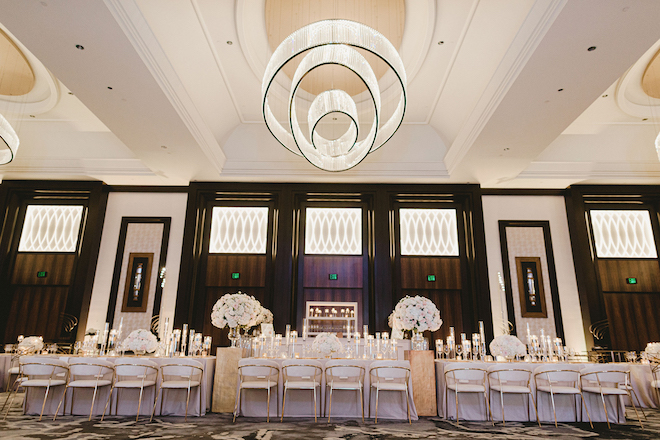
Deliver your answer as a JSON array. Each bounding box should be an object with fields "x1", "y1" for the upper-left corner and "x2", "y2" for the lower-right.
[
  {"x1": 0, "y1": 112, "x2": 19, "y2": 164},
  {"x1": 262, "y1": 19, "x2": 407, "y2": 172}
]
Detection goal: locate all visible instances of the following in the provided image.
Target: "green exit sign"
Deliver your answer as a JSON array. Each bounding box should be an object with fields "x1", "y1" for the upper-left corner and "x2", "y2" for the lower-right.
[
  {"x1": 427, "y1": 274, "x2": 436, "y2": 282},
  {"x1": 626, "y1": 277, "x2": 637, "y2": 284},
  {"x1": 329, "y1": 273, "x2": 338, "y2": 280},
  {"x1": 231, "y1": 272, "x2": 240, "y2": 279},
  {"x1": 37, "y1": 271, "x2": 47, "y2": 278}
]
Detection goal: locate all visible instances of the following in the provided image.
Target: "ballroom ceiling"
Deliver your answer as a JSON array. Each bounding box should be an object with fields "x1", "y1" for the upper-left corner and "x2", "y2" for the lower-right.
[{"x1": 0, "y1": 0, "x2": 659, "y2": 188}]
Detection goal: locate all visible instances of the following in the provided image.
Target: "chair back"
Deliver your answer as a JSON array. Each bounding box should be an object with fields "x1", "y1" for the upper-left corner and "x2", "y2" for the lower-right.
[
  {"x1": 325, "y1": 360, "x2": 365, "y2": 384},
  {"x1": 533, "y1": 365, "x2": 579, "y2": 387},
  {"x1": 20, "y1": 356, "x2": 68, "y2": 380},
  {"x1": 68, "y1": 358, "x2": 115, "y2": 382},
  {"x1": 580, "y1": 364, "x2": 629, "y2": 387},
  {"x1": 369, "y1": 360, "x2": 410, "y2": 386},
  {"x1": 160, "y1": 358, "x2": 204, "y2": 384},
  {"x1": 238, "y1": 359, "x2": 279, "y2": 384},
  {"x1": 282, "y1": 360, "x2": 322, "y2": 384},
  {"x1": 114, "y1": 358, "x2": 159, "y2": 382},
  {"x1": 486, "y1": 365, "x2": 532, "y2": 387},
  {"x1": 444, "y1": 364, "x2": 486, "y2": 387}
]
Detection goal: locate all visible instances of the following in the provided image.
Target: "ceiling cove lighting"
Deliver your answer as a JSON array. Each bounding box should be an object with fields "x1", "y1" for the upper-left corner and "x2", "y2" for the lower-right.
[{"x1": 262, "y1": 19, "x2": 407, "y2": 172}]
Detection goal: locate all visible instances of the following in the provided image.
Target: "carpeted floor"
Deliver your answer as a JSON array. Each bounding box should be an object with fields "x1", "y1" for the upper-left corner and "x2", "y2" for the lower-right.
[{"x1": 0, "y1": 392, "x2": 657, "y2": 439}]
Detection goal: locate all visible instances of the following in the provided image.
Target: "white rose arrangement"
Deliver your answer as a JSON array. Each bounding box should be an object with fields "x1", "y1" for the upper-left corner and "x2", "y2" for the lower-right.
[
  {"x1": 122, "y1": 329, "x2": 158, "y2": 353},
  {"x1": 255, "y1": 306, "x2": 273, "y2": 326},
  {"x1": 211, "y1": 291, "x2": 262, "y2": 330},
  {"x1": 311, "y1": 332, "x2": 343, "y2": 357},
  {"x1": 489, "y1": 334, "x2": 526, "y2": 358},
  {"x1": 18, "y1": 336, "x2": 44, "y2": 353},
  {"x1": 645, "y1": 342, "x2": 660, "y2": 359},
  {"x1": 389, "y1": 295, "x2": 442, "y2": 333}
]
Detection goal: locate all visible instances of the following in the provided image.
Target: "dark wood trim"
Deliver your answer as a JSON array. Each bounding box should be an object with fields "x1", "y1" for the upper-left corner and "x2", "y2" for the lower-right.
[
  {"x1": 498, "y1": 220, "x2": 565, "y2": 340},
  {"x1": 481, "y1": 189, "x2": 568, "y2": 196},
  {"x1": 105, "y1": 217, "x2": 171, "y2": 327},
  {"x1": 106, "y1": 185, "x2": 189, "y2": 193}
]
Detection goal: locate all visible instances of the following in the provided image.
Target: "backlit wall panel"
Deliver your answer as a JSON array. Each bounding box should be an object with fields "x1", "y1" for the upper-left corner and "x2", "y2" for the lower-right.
[
  {"x1": 209, "y1": 207, "x2": 268, "y2": 254},
  {"x1": 400, "y1": 208, "x2": 459, "y2": 256},
  {"x1": 18, "y1": 205, "x2": 84, "y2": 252},
  {"x1": 590, "y1": 210, "x2": 657, "y2": 258},
  {"x1": 305, "y1": 208, "x2": 362, "y2": 255}
]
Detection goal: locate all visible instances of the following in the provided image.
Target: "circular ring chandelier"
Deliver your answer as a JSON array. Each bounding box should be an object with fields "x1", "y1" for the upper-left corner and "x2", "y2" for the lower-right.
[
  {"x1": 0, "y1": 113, "x2": 19, "y2": 164},
  {"x1": 262, "y1": 19, "x2": 407, "y2": 172}
]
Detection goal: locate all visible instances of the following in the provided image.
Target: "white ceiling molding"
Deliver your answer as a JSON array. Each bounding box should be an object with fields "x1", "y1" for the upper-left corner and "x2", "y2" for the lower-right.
[
  {"x1": 518, "y1": 161, "x2": 660, "y2": 180},
  {"x1": 4, "y1": 157, "x2": 154, "y2": 176},
  {"x1": 615, "y1": 39, "x2": 660, "y2": 119},
  {"x1": 443, "y1": 0, "x2": 567, "y2": 175},
  {"x1": 103, "y1": 0, "x2": 226, "y2": 172}
]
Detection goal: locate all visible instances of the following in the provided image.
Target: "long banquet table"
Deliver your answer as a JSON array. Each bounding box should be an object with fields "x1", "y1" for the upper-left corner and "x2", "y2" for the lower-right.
[
  {"x1": 13, "y1": 355, "x2": 216, "y2": 417},
  {"x1": 435, "y1": 360, "x2": 656, "y2": 424},
  {"x1": 235, "y1": 358, "x2": 418, "y2": 420}
]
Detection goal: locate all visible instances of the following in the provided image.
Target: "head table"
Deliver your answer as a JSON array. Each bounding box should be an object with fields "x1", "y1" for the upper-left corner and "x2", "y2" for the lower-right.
[
  {"x1": 435, "y1": 359, "x2": 656, "y2": 424},
  {"x1": 235, "y1": 357, "x2": 418, "y2": 421},
  {"x1": 3, "y1": 354, "x2": 215, "y2": 417}
]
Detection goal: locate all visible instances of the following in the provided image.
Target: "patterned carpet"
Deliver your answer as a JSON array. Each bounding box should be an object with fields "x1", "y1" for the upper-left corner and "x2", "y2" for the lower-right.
[{"x1": 0, "y1": 392, "x2": 658, "y2": 439}]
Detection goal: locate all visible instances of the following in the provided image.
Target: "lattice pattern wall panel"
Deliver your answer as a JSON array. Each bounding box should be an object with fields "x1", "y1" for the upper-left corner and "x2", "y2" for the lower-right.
[
  {"x1": 209, "y1": 207, "x2": 268, "y2": 254},
  {"x1": 591, "y1": 210, "x2": 657, "y2": 258},
  {"x1": 400, "y1": 208, "x2": 459, "y2": 256},
  {"x1": 18, "y1": 205, "x2": 84, "y2": 252},
  {"x1": 305, "y1": 208, "x2": 362, "y2": 255}
]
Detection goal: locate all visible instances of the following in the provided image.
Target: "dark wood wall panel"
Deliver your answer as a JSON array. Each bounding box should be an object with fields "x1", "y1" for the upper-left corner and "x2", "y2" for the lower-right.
[
  {"x1": 205, "y1": 255, "x2": 266, "y2": 287},
  {"x1": 401, "y1": 289, "x2": 462, "y2": 340},
  {"x1": 603, "y1": 292, "x2": 660, "y2": 351},
  {"x1": 11, "y1": 253, "x2": 75, "y2": 285},
  {"x1": 598, "y1": 259, "x2": 660, "y2": 293},
  {"x1": 303, "y1": 256, "x2": 363, "y2": 288},
  {"x1": 400, "y1": 257, "x2": 461, "y2": 290},
  {"x1": 4, "y1": 286, "x2": 68, "y2": 342}
]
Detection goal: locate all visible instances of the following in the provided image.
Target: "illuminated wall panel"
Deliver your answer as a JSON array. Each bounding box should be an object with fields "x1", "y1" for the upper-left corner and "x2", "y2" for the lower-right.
[
  {"x1": 591, "y1": 210, "x2": 657, "y2": 258},
  {"x1": 209, "y1": 207, "x2": 268, "y2": 254},
  {"x1": 305, "y1": 208, "x2": 362, "y2": 255},
  {"x1": 400, "y1": 208, "x2": 459, "y2": 256},
  {"x1": 18, "y1": 205, "x2": 84, "y2": 252}
]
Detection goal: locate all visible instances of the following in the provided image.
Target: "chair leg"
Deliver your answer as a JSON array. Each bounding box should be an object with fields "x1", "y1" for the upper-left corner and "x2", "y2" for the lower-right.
[
  {"x1": 1, "y1": 376, "x2": 20, "y2": 413},
  {"x1": 454, "y1": 389, "x2": 459, "y2": 425},
  {"x1": 281, "y1": 387, "x2": 287, "y2": 422},
  {"x1": 359, "y1": 386, "x2": 364, "y2": 423},
  {"x1": 150, "y1": 387, "x2": 163, "y2": 422},
  {"x1": 88, "y1": 385, "x2": 100, "y2": 421},
  {"x1": 627, "y1": 390, "x2": 643, "y2": 429},
  {"x1": 483, "y1": 390, "x2": 492, "y2": 425},
  {"x1": 579, "y1": 391, "x2": 593, "y2": 429},
  {"x1": 101, "y1": 385, "x2": 114, "y2": 421},
  {"x1": 599, "y1": 391, "x2": 610, "y2": 429},
  {"x1": 233, "y1": 387, "x2": 241, "y2": 423},
  {"x1": 184, "y1": 386, "x2": 191, "y2": 422},
  {"x1": 40, "y1": 384, "x2": 51, "y2": 422},
  {"x1": 405, "y1": 388, "x2": 411, "y2": 424},
  {"x1": 313, "y1": 387, "x2": 318, "y2": 423},
  {"x1": 327, "y1": 386, "x2": 333, "y2": 423},
  {"x1": 53, "y1": 385, "x2": 69, "y2": 421},
  {"x1": 499, "y1": 390, "x2": 505, "y2": 426},
  {"x1": 136, "y1": 385, "x2": 145, "y2": 423},
  {"x1": 266, "y1": 387, "x2": 271, "y2": 423},
  {"x1": 529, "y1": 392, "x2": 541, "y2": 427},
  {"x1": 374, "y1": 388, "x2": 379, "y2": 424},
  {"x1": 3, "y1": 384, "x2": 20, "y2": 420},
  {"x1": 549, "y1": 390, "x2": 558, "y2": 428}
]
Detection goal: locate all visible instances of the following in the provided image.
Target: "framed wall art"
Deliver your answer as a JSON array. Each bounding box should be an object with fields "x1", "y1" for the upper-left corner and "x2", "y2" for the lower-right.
[{"x1": 515, "y1": 256, "x2": 548, "y2": 318}]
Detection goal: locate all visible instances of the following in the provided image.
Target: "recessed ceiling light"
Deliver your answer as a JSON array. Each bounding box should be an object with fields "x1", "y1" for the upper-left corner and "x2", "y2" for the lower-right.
[
  {"x1": 587, "y1": 46, "x2": 597, "y2": 51},
  {"x1": 75, "y1": 44, "x2": 84, "y2": 50},
  {"x1": 68, "y1": 92, "x2": 73, "y2": 95},
  {"x1": 161, "y1": 145, "x2": 167, "y2": 149},
  {"x1": 29, "y1": 115, "x2": 35, "y2": 118},
  {"x1": 558, "y1": 88, "x2": 564, "y2": 92},
  {"x1": 643, "y1": 118, "x2": 648, "y2": 121},
  {"x1": 602, "y1": 94, "x2": 608, "y2": 98},
  {"x1": 107, "y1": 86, "x2": 113, "y2": 90},
  {"x1": 437, "y1": 41, "x2": 444, "y2": 45},
  {"x1": 226, "y1": 41, "x2": 233, "y2": 45},
  {"x1": 503, "y1": 148, "x2": 510, "y2": 151},
  {"x1": 332, "y1": 117, "x2": 337, "y2": 121}
]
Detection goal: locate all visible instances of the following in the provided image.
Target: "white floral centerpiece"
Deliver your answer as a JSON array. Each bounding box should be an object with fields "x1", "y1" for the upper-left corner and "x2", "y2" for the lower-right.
[
  {"x1": 489, "y1": 334, "x2": 526, "y2": 359},
  {"x1": 312, "y1": 332, "x2": 343, "y2": 358},
  {"x1": 255, "y1": 306, "x2": 273, "y2": 326},
  {"x1": 389, "y1": 295, "x2": 443, "y2": 333},
  {"x1": 645, "y1": 342, "x2": 660, "y2": 360},
  {"x1": 122, "y1": 329, "x2": 158, "y2": 354},
  {"x1": 211, "y1": 291, "x2": 263, "y2": 346},
  {"x1": 17, "y1": 336, "x2": 44, "y2": 353}
]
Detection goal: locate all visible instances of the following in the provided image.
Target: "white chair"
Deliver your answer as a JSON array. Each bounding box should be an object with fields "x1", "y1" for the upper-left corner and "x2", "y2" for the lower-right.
[
  {"x1": 651, "y1": 364, "x2": 660, "y2": 409},
  {"x1": 487, "y1": 365, "x2": 539, "y2": 426},
  {"x1": 151, "y1": 358, "x2": 204, "y2": 422},
  {"x1": 281, "y1": 360, "x2": 323, "y2": 422},
  {"x1": 579, "y1": 364, "x2": 642, "y2": 429},
  {"x1": 4, "y1": 356, "x2": 69, "y2": 421},
  {"x1": 54, "y1": 358, "x2": 114, "y2": 421},
  {"x1": 369, "y1": 360, "x2": 412, "y2": 424},
  {"x1": 233, "y1": 359, "x2": 279, "y2": 422},
  {"x1": 324, "y1": 360, "x2": 365, "y2": 422},
  {"x1": 101, "y1": 358, "x2": 159, "y2": 422},
  {"x1": 533, "y1": 365, "x2": 592, "y2": 428},
  {"x1": 444, "y1": 364, "x2": 490, "y2": 425}
]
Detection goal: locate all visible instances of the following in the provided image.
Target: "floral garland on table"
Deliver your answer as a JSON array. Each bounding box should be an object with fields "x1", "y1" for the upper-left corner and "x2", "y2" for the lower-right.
[
  {"x1": 17, "y1": 336, "x2": 44, "y2": 353},
  {"x1": 645, "y1": 342, "x2": 660, "y2": 360},
  {"x1": 210, "y1": 291, "x2": 262, "y2": 330},
  {"x1": 312, "y1": 332, "x2": 343, "y2": 357},
  {"x1": 122, "y1": 329, "x2": 158, "y2": 353},
  {"x1": 489, "y1": 334, "x2": 526, "y2": 358},
  {"x1": 389, "y1": 295, "x2": 443, "y2": 333}
]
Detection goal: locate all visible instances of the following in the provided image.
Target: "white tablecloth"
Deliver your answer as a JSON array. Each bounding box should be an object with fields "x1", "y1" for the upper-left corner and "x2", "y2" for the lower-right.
[
  {"x1": 236, "y1": 358, "x2": 418, "y2": 420},
  {"x1": 435, "y1": 360, "x2": 643, "y2": 424},
  {"x1": 21, "y1": 355, "x2": 215, "y2": 417},
  {"x1": 0, "y1": 353, "x2": 13, "y2": 390}
]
